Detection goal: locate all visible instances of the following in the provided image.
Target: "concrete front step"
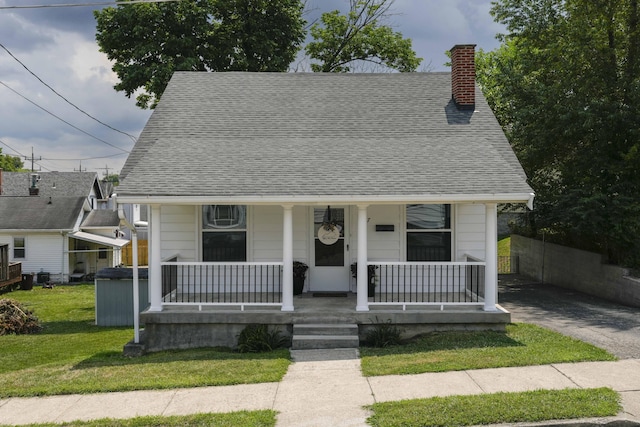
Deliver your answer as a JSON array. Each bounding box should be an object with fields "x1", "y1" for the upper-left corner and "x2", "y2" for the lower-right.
[
  {"x1": 291, "y1": 323, "x2": 360, "y2": 350},
  {"x1": 293, "y1": 323, "x2": 358, "y2": 336},
  {"x1": 291, "y1": 335, "x2": 360, "y2": 350}
]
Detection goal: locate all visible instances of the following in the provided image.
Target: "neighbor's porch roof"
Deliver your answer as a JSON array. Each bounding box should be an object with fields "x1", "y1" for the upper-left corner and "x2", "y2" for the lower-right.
[{"x1": 69, "y1": 231, "x2": 130, "y2": 248}]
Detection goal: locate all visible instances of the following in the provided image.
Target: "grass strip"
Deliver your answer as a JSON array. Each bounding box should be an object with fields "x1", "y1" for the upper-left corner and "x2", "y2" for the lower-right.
[
  {"x1": 0, "y1": 285, "x2": 290, "y2": 397},
  {"x1": 498, "y1": 236, "x2": 510, "y2": 256},
  {"x1": 0, "y1": 410, "x2": 276, "y2": 427},
  {"x1": 360, "y1": 323, "x2": 615, "y2": 376},
  {"x1": 367, "y1": 387, "x2": 620, "y2": 427}
]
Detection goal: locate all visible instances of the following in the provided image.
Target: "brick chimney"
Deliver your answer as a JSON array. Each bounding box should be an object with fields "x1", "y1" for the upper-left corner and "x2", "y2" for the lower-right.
[{"x1": 450, "y1": 44, "x2": 476, "y2": 110}]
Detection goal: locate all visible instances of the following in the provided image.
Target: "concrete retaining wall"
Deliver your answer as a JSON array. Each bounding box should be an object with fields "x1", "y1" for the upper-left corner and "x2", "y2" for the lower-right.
[
  {"x1": 136, "y1": 308, "x2": 510, "y2": 353},
  {"x1": 511, "y1": 235, "x2": 640, "y2": 307}
]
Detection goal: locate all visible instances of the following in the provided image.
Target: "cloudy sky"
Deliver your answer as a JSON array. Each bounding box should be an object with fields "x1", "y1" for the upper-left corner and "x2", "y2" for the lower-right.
[{"x1": 0, "y1": 0, "x2": 505, "y2": 177}]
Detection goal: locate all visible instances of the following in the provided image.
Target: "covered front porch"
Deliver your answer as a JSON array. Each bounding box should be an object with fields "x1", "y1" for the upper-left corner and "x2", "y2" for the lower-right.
[
  {"x1": 142, "y1": 202, "x2": 500, "y2": 314},
  {"x1": 119, "y1": 201, "x2": 509, "y2": 352}
]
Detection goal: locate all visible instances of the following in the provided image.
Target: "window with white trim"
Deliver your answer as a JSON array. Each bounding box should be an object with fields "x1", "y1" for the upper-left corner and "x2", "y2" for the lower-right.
[
  {"x1": 406, "y1": 204, "x2": 452, "y2": 261},
  {"x1": 13, "y1": 237, "x2": 25, "y2": 259},
  {"x1": 202, "y1": 205, "x2": 247, "y2": 261}
]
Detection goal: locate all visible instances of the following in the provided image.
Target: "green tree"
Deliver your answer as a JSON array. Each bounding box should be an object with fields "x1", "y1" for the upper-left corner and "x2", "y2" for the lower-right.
[
  {"x1": 477, "y1": 0, "x2": 640, "y2": 266},
  {"x1": 0, "y1": 148, "x2": 24, "y2": 171},
  {"x1": 103, "y1": 174, "x2": 119, "y2": 186},
  {"x1": 305, "y1": 0, "x2": 421, "y2": 72},
  {"x1": 94, "y1": 0, "x2": 306, "y2": 109}
]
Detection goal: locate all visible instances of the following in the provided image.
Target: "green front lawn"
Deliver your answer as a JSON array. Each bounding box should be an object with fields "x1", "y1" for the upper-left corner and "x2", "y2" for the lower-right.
[
  {"x1": 367, "y1": 388, "x2": 621, "y2": 427},
  {"x1": 360, "y1": 323, "x2": 615, "y2": 376},
  {"x1": 0, "y1": 410, "x2": 277, "y2": 427},
  {"x1": 0, "y1": 285, "x2": 290, "y2": 397}
]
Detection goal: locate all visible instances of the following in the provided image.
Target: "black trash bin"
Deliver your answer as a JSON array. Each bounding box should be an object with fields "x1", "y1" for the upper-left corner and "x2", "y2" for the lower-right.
[
  {"x1": 21, "y1": 273, "x2": 34, "y2": 290},
  {"x1": 37, "y1": 272, "x2": 50, "y2": 284}
]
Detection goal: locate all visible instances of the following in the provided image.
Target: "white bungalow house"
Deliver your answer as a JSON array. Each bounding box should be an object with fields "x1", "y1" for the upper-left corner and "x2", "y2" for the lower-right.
[
  {"x1": 115, "y1": 45, "x2": 534, "y2": 353},
  {"x1": 0, "y1": 170, "x2": 129, "y2": 283}
]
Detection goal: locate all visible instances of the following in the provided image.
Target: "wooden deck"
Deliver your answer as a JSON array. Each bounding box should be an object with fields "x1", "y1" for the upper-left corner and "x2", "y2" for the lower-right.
[{"x1": 0, "y1": 262, "x2": 22, "y2": 292}]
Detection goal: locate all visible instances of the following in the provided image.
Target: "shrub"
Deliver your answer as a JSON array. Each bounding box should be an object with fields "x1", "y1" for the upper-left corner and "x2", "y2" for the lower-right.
[
  {"x1": 236, "y1": 324, "x2": 289, "y2": 353},
  {"x1": 0, "y1": 298, "x2": 42, "y2": 335},
  {"x1": 365, "y1": 318, "x2": 403, "y2": 348}
]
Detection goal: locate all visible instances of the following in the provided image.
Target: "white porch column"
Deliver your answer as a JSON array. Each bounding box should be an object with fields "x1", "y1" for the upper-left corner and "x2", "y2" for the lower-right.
[
  {"x1": 484, "y1": 203, "x2": 498, "y2": 311},
  {"x1": 148, "y1": 204, "x2": 162, "y2": 312},
  {"x1": 281, "y1": 204, "x2": 294, "y2": 312},
  {"x1": 131, "y1": 229, "x2": 140, "y2": 343},
  {"x1": 356, "y1": 204, "x2": 369, "y2": 312}
]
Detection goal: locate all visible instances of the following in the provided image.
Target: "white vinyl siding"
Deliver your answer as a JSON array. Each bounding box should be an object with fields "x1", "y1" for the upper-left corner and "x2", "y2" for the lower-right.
[
  {"x1": 251, "y1": 205, "x2": 282, "y2": 262},
  {"x1": 250, "y1": 205, "x2": 308, "y2": 262},
  {"x1": 455, "y1": 203, "x2": 486, "y2": 260},
  {"x1": 161, "y1": 205, "x2": 197, "y2": 261},
  {"x1": 18, "y1": 234, "x2": 65, "y2": 276},
  {"x1": 362, "y1": 205, "x2": 401, "y2": 262},
  {"x1": 153, "y1": 203, "x2": 489, "y2": 265}
]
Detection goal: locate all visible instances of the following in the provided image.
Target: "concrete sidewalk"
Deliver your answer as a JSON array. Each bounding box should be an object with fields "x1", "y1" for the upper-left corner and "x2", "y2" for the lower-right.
[{"x1": 1, "y1": 350, "x2": 639, "y2": 426}]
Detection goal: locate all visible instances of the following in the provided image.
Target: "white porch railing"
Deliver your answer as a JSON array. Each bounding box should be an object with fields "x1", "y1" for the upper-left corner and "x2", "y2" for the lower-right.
[
  {"x1": 368, "y1": 261, "x2": 486, "y2": 310},
  {"x1": 161, "y1": 262, "x2": 283, "y2": 310},
  {"x1": 159, "y1": 260, "x2": 485, "y2": 311}
]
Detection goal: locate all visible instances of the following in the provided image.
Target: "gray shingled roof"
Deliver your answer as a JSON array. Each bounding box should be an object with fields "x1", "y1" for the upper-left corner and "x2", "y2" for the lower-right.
[
  {"x1": 81, "y1": 209, "x2": 120, "y2": 228},
  {"x1": 0, "y1": 196, "x2": 85, "y2": 230},
  {"x1": 118, "y1": 72, "x2": 532, "y2": 199},
  {"x1": 1, "y1": 172, "x2": 102, "y2": 198}
]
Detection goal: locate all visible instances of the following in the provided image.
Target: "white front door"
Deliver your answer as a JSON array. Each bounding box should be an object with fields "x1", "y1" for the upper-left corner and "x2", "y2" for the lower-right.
[{"x1": 310, "y1": 206, "x2": 350, "y2": 292}]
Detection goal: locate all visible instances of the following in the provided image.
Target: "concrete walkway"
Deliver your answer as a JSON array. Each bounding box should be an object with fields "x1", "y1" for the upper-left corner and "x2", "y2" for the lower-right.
[{"x1": 1, "y1": 349, "x2": 640, "y2": 426}]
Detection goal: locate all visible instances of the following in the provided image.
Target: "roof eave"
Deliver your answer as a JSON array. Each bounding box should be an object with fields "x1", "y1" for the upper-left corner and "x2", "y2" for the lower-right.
[
  {"x1": 0, "y1": 228, "x2": 75, "y2": 233},
  {"x1": 115, "y1": 193, "x2": 535, "y2": 209}
]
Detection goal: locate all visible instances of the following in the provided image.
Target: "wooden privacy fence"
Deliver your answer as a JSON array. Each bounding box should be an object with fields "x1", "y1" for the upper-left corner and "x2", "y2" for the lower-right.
[{"x1": 121, "y1": 240, "x2": 149, "y2": 266}]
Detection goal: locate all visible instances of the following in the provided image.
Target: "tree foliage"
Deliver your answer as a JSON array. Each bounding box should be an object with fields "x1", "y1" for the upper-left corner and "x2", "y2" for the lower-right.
[
  {"x1": 94, "y1": 0, "x2": 306, "y2": 109},
  {"x1": 0, "y1": 148, "x2": 24, "y2": 172},
  {"x1": 305, "y1": 0, "x2": 421, "y2": 72},
  {"x1": 477, "y1": 0, "x2": 640, "y2": 266},
  {"x1": 95, "y1": 0, "x2": 421, "y2": 108}
]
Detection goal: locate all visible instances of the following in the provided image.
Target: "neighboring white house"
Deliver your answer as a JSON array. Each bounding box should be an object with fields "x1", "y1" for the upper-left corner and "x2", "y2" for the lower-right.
[
  {"x1": 0, "y1": 171, "x2": 129, "y2": 283},
  {"x1": 115, "y1": 45, "x2": 534, "y2": 352}
]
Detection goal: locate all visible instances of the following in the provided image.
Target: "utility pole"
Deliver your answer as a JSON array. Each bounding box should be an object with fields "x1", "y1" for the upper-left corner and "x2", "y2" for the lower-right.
[
  {"x1": 74, "y1": 161, "x2": 86, "y2": 172},
  {"x1": 98, "y1": 164, "x2": 118, "y2": 181},
  {"x1": 98, "y1": 164, "x2": 110, "y2": 178},
  {"x1": 23, "y1": 147, "x2": 41, "y2": 172}
]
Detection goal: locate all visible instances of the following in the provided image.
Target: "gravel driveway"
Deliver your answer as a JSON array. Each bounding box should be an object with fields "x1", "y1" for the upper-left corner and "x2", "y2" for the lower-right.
[{"x1": 499, "y1": 275, "x2": 640, "y2": 359}]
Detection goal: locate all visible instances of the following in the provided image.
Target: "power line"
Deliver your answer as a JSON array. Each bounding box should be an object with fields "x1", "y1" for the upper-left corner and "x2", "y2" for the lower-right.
[
  {"x1": 0, "y1": 42, "x2": 137, "y2": 142},
  {"x1": 0, "y1": 138, "x2": 28, "y2": 159},
  {"x1": 42, "y1": 153, "x2": 127, "y2": 161},
  {"x1": 1, "y1": 138, "x2": 119, "y2": 175},
  {"x1": 0, "y1": 80, "x2": 130, "y2": 154},
  {"x1": 1, "y1": 138, "x2": 127, "y2": 172},
  {"x1": 0, "y1": 0, "x2": 184, "y2": 9}
]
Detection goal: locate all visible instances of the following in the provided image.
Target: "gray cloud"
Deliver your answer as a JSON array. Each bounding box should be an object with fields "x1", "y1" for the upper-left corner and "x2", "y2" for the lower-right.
[{"x1": 0, "y1": 0, "x2": 504, "y2": 175}]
